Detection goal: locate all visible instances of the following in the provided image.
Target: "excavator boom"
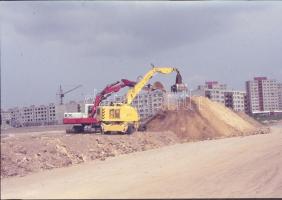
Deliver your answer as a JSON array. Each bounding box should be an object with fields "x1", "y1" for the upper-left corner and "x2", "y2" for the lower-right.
[
  {"x1": 90, "y1": 79, "x2": 136, "y2": 117},
  {"x1": 125, "y1": 67, "x2": 178, "y2": 105},
  {"x1": 97, "y1": 66, "x2": 182, "y2": 134}
]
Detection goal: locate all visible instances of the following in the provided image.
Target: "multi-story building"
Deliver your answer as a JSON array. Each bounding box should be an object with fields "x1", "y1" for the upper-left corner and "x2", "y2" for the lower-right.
[
  {"x1": 20, "y1": 104, "x2": 57, "y2": 126},
  {"x1": 192, "y1": 81, "x2": 246, "y2": 112},
  {"x1": 1, "y1": 110, "x2": 12, "y2": 128},
  {"x1": 246, "y1": 77, "x2": 280, "y2": 114},
  {"x1": 132, "y1": 90, "x2": 165, "y2": 119},
  {"x1": 278, "y1": 83, "x2": 282, "y2": 110},
  {"x1": 1, "y1": 101, "x2": 79, "y2": 128},
  {"x1": 193, "y1": 81, "x2": 227, "y2": 104},
  {"x1": 8, "y1": 107, "x2": 22, "y2": 127},
  {"x1": 224, "y1": 91, "x2": 246, "y2": 112}
]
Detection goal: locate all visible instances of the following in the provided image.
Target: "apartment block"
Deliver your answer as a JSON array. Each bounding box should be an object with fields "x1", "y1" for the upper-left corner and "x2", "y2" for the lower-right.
[
  {"x1": 224, "y1": 91, "x2": 246, "y2": 112},
  {"x1": 278, "y1": 83, "x2": 282, "y2": 110},
  {"x1": 1, "y1": 102, "x2": 79, "y2": 128},
  {"x1": 1, "y1": 110, "x2": 12, "y2": 128},
  {"x1": 132, "y1": 90, "x2": 164, "y2": 119},
  {"x1": 192, "y1": 81, "x2": 246, "y2": 112},
  {"x1": 246, "y1": 77, "x2": 280, "y2": 114}
]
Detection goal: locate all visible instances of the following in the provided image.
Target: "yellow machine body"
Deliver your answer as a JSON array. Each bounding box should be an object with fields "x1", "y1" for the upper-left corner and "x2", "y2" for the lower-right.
[
  {"x1": 97, "y1": 104, "x2": 139, "y2": 122},
  {"x1": 97, "y1": 104, "x2": 140, "y2": 133}
]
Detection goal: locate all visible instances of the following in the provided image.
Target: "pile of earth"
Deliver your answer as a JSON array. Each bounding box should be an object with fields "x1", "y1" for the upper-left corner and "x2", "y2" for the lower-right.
[{"x1": 146, "y1": 96, "x2": 269, "y2": 141}]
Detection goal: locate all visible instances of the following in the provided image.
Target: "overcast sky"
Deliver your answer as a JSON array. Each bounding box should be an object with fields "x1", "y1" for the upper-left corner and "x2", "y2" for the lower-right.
[{"x1": 1, "y1": 1, "x2": 282, "y2": 109}]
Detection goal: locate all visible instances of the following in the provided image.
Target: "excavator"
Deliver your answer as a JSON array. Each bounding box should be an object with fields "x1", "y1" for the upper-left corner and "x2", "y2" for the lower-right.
[
  {"x1": 63, "y1": 79, "x2": 137, "y2": 133},
  {"x1": 96, "y1": 66, "x2": 183, "y2": 134}
]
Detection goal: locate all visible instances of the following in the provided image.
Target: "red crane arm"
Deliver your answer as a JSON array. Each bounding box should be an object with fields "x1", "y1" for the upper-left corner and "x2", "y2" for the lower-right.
[{"x1": 89, "y1": 79, "x2": 136, "y2": 117}]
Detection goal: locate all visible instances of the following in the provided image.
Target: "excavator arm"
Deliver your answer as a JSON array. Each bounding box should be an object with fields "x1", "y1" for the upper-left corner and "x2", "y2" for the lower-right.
[
  {"x1": 89, "y1": 79, "x2": 136, "y2": 117},
  {"x1": 125, "y1": 67, "x2": 179, "y2": 105}
]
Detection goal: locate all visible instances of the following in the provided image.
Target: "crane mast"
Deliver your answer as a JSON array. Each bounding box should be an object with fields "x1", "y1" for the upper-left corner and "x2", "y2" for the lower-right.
[{"x1": 58, "y1": 84, "x2": 82, "y2": 105}]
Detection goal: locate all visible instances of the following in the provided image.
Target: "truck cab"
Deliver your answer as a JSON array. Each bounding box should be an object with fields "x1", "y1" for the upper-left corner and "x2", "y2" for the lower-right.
[{"x1": 63, "y1": 104, "x2": 98, "y2": 125}]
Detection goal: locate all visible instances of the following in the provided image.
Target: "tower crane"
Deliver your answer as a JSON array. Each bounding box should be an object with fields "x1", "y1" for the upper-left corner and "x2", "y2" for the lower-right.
[{"x1": 57, "y1": 84, "x2": 83, "y2": 105}]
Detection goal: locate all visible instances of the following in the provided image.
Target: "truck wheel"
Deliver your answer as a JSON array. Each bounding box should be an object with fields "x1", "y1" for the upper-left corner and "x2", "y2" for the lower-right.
[
  {"x1": 72, "y1": 125, "x2": 84, "y2": 133},
  {"x1": 127, "y1": 125, "x2": 135, "y2": 135},
  {"x1": 66, "y1": 128, "x2": 73, "y2": 134},
  {"x1": 138, "y1": 124, "x2": 146, "y2": 132}
]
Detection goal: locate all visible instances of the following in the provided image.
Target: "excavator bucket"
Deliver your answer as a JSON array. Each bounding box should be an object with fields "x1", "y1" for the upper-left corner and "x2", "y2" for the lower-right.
[
  {"x1": 175, "y1": 71, "x2": 183, "y2": 84},
  {"x1": 171, "y1": 70, "x2": 187, "y2": 93}
]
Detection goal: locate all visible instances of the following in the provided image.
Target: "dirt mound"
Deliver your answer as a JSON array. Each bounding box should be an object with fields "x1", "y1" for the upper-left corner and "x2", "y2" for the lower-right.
[
  {"x1": 236, "y1": 112, "x2": 262, "y2": 127},
  {"x1": 146, "y1": 97, "x2": 268, "y2": 141}
]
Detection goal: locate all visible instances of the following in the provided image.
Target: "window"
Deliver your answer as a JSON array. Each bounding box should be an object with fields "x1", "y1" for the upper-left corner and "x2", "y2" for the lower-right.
[{"x1": 109, "y1": 109, "x2": 120, "y2": 119}]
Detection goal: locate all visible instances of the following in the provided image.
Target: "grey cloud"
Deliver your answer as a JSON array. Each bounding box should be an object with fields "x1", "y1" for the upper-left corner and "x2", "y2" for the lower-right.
[
  {"x1": 1, "y1": 2, "x2": 281, "y2": 108},
  {"x1": 2, "y1": 2, "x2": 271, "y2": 58}
]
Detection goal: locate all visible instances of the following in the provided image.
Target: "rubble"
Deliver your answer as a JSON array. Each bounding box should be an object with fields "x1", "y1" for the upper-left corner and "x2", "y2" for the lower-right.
[{"x1": 1, "y1": 131, "x2": 179, "y2": 178}]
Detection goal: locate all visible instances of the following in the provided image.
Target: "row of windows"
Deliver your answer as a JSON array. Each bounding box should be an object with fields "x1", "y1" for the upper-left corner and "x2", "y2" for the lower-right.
[
  {"x1": 24, "y1": 117, "x2": 56, "y2": 122},
  {"x1": 23, "y1": 113, "x2": 56, "y2": 118},
  {"x1": 24, "y1": 107, "x2": 55, "y2": 111}
]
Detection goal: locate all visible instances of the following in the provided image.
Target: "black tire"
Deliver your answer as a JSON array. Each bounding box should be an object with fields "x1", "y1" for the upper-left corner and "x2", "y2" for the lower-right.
[
  {"x1": 72, "y1": 125, "x2": 84, "y2": 133},
  {"x1": 66, "y1": 128, "x2": 73, "y2": 134},
  {"x1": 138, "y1": 124, "x2": 146, "y2": 132},
  {"x1": 127, "y1": 125, "x2": 135, "y2": 135}
]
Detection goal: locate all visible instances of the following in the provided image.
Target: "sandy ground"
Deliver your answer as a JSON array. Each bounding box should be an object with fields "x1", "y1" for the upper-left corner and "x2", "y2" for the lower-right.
[
  {"x1": 1, "y1": 98, "x2": 268, "y2": 179},
  {"x1": 1, "y1": 124, "x2": 68, "y2": 135},
  {"x1": 1, "y1": 124, "x2": 281, "y2": 199}
]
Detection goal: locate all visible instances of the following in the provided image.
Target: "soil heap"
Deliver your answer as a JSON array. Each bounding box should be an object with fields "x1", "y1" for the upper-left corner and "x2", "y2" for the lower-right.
[{"x1": 146, "y1": 96, "x2": 266, "y2": 141}]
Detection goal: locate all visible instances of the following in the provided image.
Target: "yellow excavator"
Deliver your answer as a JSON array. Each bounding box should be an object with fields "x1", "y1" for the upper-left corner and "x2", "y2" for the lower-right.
[{"x1": 96, "y1": 66, "x2": 183, "y2": 134}]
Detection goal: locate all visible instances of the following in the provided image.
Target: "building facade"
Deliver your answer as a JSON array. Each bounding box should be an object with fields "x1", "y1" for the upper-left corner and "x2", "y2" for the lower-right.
[
  {"x1": 278, "y1": 83, "x2": 282, "y2": 110},
  {"x1": 192, "y1": 81, "x2": 246, "y2": 112},
  {"x1": 1, "y1": 102, "x2": 79, "y2": 128},
  {"x1": 1, "y1": 110, "x2": 12, "y2": 128},
  {"x1": 246, "y1": 77, "x2": 280, "y2": 114}
]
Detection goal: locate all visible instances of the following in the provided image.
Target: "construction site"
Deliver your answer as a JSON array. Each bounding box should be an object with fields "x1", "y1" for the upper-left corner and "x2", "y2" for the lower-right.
[
  {"x1": 1, "y1": 66, "x2": 281, "y2": 199},
  {"x1": 2, "y1": 0, "x2": 282, "y2": 198}
]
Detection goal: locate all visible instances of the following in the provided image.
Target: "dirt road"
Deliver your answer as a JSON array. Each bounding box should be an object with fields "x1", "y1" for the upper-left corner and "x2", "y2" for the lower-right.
[{"x1": 2, "y1": 124, "x2": 282, "y2": 199}]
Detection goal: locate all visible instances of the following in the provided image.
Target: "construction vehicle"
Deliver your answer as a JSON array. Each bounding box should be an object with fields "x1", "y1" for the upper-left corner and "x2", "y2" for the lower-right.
[
  {"x1": 63, "y1": 79, "x2": 136, "y2": 133},
  {"x1": 96, "y1": 66, "x2": 183, "y2": 134}
]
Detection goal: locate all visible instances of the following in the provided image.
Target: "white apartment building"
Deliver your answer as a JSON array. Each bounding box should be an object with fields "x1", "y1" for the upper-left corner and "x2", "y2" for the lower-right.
[
  {"x1": 224, "y1": 91, "x2": 246, "y2": 112},
  {"x1": 132, "y1": 90, "x2": 164, "y2": 119},
  {"x1": 2, "y1": 102, "x2": 79, "y2": 127},
  {"x1": 192, "y1": 81, "x2": 246, "y2": 112},
  {"x1": 246, "y1": 77, "x2": 280, "y2": 114},
  {"x1": 1, "y1": 110, "x2": 12, "y2": 128},
  {"x1": 278, "y1": 83, "x2": 282, "y2": 110}
]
